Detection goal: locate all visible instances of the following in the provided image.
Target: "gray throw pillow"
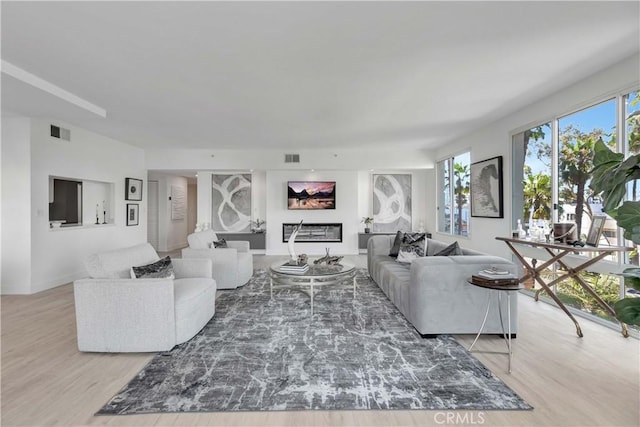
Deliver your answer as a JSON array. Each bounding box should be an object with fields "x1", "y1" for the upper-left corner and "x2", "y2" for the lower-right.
[
  {"x1": 389, "y1": 231, "x2": 404, "y2": 257},
  {"x1": 434, "y1": 241, "x2": 462, "y2": 256},
  {"x1": 131, "y1": 256, "x2": 175, "y2": 279},
  {"x1": 213, "y1": 238, "x2": 228, "y2": 248}
]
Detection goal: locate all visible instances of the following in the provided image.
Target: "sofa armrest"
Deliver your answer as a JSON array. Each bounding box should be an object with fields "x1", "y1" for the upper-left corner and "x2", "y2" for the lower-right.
[
  {"x1": 226, "y1": 240, "x2": 250, "y2": 252},
  {"x1": 182, "y1": 247, "x2": 239, "y2": 288},
  {"x1": 172, "y1": 258, "x2": 213, "y2": 279},
  {"x1": 73, "y1": 278, "x2": 177, "y2": 352},
  {"x1": 367, "y1": 235, "x2": 394, "y2": 275},
  {"x1": 408, "y1": 255, "x2": 517, "y2": 332},
  {"x1": 367, "y1": 235, "x2": 394, "y2": 256}
]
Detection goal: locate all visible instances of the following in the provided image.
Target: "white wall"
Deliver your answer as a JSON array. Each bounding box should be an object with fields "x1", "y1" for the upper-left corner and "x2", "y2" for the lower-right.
[
  {"x1": 23, "y1": 118, "x2": 147, "y2": 294},
  {"x1": 148, "y1": 174, "x2": 189, "y2": 252},
  {"x1": 1, "y1": 118, "x2": 32, "y2": 294},
  {"x1": 193, "y1": 168, "x2": 434, "y2": 256},
  {"x1": 146, "y1": 148, "x2": 434, "y2": 171},
  {"x1": 434, "y1": 53, "x2": 640, "y2": 259},
  {"x1": 265, "y1": 170, "x2": 360, "y2": 255}
]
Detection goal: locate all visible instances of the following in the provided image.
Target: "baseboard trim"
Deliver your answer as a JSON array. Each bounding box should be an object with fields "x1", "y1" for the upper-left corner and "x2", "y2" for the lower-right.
[{"x1": 419, "y1": 332, "x2": 517, "y2": 339}]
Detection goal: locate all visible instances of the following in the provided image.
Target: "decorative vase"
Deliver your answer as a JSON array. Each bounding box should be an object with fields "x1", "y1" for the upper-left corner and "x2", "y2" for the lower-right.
[{"x1": 364, "y1": 227, "x2": 371, "y2": 234}]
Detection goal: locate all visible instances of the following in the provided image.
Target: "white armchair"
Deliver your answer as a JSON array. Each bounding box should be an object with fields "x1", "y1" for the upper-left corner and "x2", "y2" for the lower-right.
[
  {"x1": 181, "y1": 230, "x2": 253, "y2": 289},
  {"x1": 73, "y1": 243, "x2": 216, "y2": 353}
]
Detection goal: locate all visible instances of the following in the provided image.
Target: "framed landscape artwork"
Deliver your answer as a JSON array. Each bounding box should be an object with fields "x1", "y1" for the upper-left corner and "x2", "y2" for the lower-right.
[
  {"x1": 125, "y1": 178, "x2": 143, "y2": 201},
  {"x1": 287, "y1": 181, "x2": 336, "y2": 210},
  {"x1": 470, "y1": 156, "x2": 503, "y2": 218}
]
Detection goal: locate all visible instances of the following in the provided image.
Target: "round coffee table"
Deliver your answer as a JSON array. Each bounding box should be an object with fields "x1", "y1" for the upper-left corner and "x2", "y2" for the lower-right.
[{"x1": 269, "y1": 261, "x2": 357, "y2": 316}]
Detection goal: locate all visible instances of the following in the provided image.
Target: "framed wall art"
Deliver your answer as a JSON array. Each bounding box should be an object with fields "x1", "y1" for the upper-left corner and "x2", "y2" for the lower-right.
[
  {"x1": 126, "y1": 203, "x2": 139, "y2": 226},
  {"x1": 171, "y1": 184, "x2": 186, "y2": 220},
  {"x1": 586, "y1": 215, "x2": 607, "y2": 247},
  {"x1": 125, "y1": 178, "x2": 143, "y2": 201},
  {"x1": 212, "y1": 174, "x2": 251, "y2": 232},
  {"x1": 470, "y1": 156, "x2": 503, "y2": 218},
  {"x1": 372, "y1": 174, "x2": 412, "y2": 232}
]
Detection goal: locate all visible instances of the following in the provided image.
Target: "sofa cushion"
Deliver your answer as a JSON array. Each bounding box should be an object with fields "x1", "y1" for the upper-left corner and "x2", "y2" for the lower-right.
[
  {"x1": 131, "y1": 256, "x2": 175, "y2": 279},
  {"x1": 434, "y1": 241, "x2": 463, "y2": 256},
  {"x1": 425, "y1": 238, "x2": 449, "y2": 256},
  {"x1": 379, "y1": 261, "x2": 410, "y2": 304},
  {"x1": 85, "y1": 243, "x2": 159, "y2": 279}
]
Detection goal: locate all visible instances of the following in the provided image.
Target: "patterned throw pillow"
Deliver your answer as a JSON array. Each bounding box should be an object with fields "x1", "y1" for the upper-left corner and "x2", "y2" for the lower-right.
[
  {"x1": 212, "y1": 238, "x2": 228, "y2": 248},
  {"x1": 396, "y1": 233, "x2": 427, "y2": 263},
  {"x1": 130, "y1": 256, "x2": 175, "y2": 279},
  {"x1": 434, "y1": 241, "x2": 463, "y2": 256}
]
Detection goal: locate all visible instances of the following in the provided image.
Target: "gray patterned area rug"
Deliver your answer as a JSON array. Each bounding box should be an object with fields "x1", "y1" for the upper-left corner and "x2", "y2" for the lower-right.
[{"x1": 98, "y1": 269, "x2": 532, "y2": 414}]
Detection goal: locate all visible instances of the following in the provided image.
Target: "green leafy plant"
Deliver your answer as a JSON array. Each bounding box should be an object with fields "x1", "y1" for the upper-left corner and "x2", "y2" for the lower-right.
[
  {"x1": 361, "y1": 217, "x2": 373, "y2": 226},
  {"x1": 590, "y1": 140, "x2": 640, "y2": 325}
]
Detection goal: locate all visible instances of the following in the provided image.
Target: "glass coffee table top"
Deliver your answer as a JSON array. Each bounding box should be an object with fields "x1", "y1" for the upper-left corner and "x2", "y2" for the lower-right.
[{"x1": 269, "y1": 261, "x2": 355, "y2": 277}]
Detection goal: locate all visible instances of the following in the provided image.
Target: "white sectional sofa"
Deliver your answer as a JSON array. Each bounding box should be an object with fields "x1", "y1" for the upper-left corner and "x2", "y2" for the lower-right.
[
  {"x1": 73, "y1": 243, "x2": 216, "y2": 352},
  {"x1": 367, "y1": 235, "x2": 518, "y2": 336}
]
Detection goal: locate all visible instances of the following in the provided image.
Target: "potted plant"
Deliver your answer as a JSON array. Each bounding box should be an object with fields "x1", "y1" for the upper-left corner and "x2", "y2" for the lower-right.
[
  {"x1": 361, "y1": 217, "x2": 374, "y2": 233},
  {"x1": 251, "y1": 218, "x2": 265, "y2": 233},
  {"x1": 590, "y1": 140, "x2": 640, "y2": 326}
]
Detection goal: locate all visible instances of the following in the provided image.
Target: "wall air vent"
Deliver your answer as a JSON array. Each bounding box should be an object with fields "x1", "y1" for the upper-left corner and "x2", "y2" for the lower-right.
[
  {"x1": 284, "y1": 154, "x2": 300, "y2": 163},
  {"x1": 50, "y1": 125, "x2": 71, "y2": 141}
]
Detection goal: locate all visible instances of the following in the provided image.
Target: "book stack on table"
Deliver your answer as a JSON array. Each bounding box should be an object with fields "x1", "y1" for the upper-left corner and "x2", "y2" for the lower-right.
[
  {"x1": 279, "y1": 262, "x2": 310, "y2": 274},
  {"x1": 472, "y1": 268, "x2": 519, "y2": 286}
]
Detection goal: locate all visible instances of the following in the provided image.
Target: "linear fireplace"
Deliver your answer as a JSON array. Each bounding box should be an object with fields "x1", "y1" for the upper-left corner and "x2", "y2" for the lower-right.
[{"x1": 282, "y1": 223, "x2": 343, "y2": 243}]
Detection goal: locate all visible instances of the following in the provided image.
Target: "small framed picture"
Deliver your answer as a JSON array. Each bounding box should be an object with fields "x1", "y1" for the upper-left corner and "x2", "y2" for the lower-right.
[
  {"x1": 125, "y1": 178, "x2": 143, "y2": 201},
  {"x1": 586, "y1": 215, "x2": 607, "y2": 247},
  {"x1": 126, "y1": 203, "x2": 139, "y2": 226}
]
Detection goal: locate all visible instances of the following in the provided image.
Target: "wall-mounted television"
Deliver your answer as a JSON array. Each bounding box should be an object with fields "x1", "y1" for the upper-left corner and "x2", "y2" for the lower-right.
[{"x1": 287, "y1": 181, "x2": 336, "y2": 210}]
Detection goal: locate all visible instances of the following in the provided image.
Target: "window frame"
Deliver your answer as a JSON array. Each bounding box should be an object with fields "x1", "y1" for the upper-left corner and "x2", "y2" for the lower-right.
[{"x1": 436, "y1": 150, "x2": 471, "y2": 237}]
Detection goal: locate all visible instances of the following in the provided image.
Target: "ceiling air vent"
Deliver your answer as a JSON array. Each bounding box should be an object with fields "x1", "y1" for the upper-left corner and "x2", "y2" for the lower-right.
[
  {"x1": 284, "y1": 153, "x2": 300, "y2": 163},
  {"x1": 50, "y1": 125, "x2": 71, "y2": 141}
]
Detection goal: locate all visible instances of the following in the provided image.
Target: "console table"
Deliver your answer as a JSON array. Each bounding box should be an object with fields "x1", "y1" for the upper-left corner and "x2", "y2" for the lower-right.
[
  {"x1": 496, "y1": 236, "x2": 631, "y2": 338},
  {"x1": 216, "y1": 232, "x2": 266, "y2": 250}
]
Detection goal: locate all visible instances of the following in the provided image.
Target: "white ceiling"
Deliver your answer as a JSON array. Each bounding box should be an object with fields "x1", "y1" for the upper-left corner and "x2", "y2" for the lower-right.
[{"x1": 2, "y1": 1, "x2": 639, "y2": 152}]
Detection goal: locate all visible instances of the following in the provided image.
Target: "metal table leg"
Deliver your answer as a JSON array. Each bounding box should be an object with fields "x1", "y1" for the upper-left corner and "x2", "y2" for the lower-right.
[
  {"x1": 469, "y1": 289, "x2": 515, "y2": 374},
  {"x1": 469, "y1": 292, "x2": 492, "y2": 352}
]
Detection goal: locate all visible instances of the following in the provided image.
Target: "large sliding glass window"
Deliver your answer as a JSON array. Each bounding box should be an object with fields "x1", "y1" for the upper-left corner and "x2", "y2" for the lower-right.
[
  {"x1": 437, "y1": 152, "x2": 471, "y2": 236},
  {"x1": 512, "y1": 91, "x2": 639, "y2": 330},
  {"x1": 557, "y1": 99, "x2": 616, "y2": 239}
]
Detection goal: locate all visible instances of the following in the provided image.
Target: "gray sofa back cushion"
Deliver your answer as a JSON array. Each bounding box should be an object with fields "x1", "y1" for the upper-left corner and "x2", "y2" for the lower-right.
[{"x1": 426, "y1": 238, "x2": 481, "y2": 256}]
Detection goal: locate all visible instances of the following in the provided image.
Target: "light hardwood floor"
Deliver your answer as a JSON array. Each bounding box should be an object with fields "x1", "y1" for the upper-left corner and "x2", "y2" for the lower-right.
[{"x1": 2, "y1": 255, "x2": 639, "y2": 426}]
